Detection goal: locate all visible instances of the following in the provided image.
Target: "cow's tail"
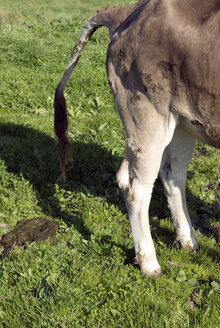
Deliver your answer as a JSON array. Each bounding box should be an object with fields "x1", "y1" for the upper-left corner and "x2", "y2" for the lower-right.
[
  {"x1": 54, "y1": 18, "x2": 100, "y2": 179},
  {"x1": 54, "y1": 2, "x2": 146, "y2": 179}
]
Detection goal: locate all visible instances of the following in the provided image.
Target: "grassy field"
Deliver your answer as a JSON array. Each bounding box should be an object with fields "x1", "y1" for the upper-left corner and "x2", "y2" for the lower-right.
[{"x1": 0, "y1": 0, "x2": 219, "y2": 327}]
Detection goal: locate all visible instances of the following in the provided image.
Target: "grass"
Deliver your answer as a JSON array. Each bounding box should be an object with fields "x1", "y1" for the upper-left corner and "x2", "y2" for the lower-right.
[{"x1": 0, "y1": 0, "x2": 219, "y2": 327}]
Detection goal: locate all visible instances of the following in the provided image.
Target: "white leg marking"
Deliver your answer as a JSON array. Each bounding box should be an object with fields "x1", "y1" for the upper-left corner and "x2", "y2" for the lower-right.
[
  {"x1": 119, "y1": 111, "x2": 179, "y2": 275},
  {"x1": 129, "y1": 181, "x2": 161, "y2": 276},
  {"x1": 160, "y1": 125, "x2": 199, "y2": 251}
]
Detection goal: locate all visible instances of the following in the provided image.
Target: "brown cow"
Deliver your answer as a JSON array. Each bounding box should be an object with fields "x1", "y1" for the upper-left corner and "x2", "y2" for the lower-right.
[{"x1": 54, "y1": 0, "x2": 220, "y2": 275}]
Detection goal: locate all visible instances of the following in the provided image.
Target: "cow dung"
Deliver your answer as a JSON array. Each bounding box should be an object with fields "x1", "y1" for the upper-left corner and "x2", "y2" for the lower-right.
[{"x1": 0, "y1": 217, "x2": 57, "y2": 253}]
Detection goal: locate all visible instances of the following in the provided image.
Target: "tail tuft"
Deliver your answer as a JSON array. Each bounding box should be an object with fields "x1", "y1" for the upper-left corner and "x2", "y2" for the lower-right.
[{"x1": 54, "y1": 86, "x2": 69, "y2": 180}]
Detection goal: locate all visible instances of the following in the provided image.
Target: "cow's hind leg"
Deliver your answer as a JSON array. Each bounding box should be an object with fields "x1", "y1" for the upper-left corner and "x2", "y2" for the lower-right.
[
  {"x1": 159, "y1": 125, "x2": 199, "y2": 251},
  {"x1": 117, "y1": 109, "x2": 179, "y2": 275}
]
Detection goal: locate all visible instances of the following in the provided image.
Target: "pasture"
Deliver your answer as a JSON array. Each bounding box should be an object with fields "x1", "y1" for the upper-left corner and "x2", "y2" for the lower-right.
[{"x1": 0, "y1": 0, "x2": 219, "y2": 327}]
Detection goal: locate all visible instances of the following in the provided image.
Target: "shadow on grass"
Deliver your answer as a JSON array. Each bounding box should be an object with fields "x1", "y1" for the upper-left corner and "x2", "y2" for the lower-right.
[
  {"x1": 0, "y1": 122, "x2": 219, "y2": 263},
  {"x1": 0, "y1": 122, "x2": 123, "y2": 240}
]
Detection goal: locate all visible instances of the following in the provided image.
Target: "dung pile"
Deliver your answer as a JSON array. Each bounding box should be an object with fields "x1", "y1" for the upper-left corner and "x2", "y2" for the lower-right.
[{"x1": 0, "y1": 217, "x2": 57, "y2": 253}]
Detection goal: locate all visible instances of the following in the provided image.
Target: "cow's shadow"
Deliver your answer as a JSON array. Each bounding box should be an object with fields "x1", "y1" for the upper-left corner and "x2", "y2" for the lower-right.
[{"x1": 0, "y1": 122, "x2": 219, "y2": 263}]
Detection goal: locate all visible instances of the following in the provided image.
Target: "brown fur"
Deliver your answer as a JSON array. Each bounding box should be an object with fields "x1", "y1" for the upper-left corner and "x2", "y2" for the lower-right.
[{"x1": 106, "y1": 0, "x2": 220, "y2": 148}]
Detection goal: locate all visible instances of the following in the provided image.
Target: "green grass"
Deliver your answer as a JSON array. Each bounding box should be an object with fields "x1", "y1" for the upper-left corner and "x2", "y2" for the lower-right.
[{"x1": 0, "y1": 0, "x2": 219, "y2": 327}]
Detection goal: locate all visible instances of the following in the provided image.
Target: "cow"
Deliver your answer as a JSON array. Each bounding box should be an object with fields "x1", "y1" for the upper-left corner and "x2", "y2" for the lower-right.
[{"x1": 54, "y1": 0, "x2": 220, "y2": 276}]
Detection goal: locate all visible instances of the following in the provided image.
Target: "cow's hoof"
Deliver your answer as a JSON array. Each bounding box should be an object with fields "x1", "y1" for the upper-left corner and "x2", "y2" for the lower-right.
[
  {"x1": 173, "y1": 241, "x2": 199, "y2": 253},
  {"x1": 174, "y1": 235, "x2": 199, "y2": 253},
  {"x1": 135, "y1": 249, "x2": 162, "y2": 276},
  {"x1": 140, "y1": 261, "x2": 162, "y2": 276},
  {"x1": 183, "y1": 241, "x2": 200, "y2": 253},
  {"x1": 133, "y1": 256, "x2": 162, "y2": 276}
]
